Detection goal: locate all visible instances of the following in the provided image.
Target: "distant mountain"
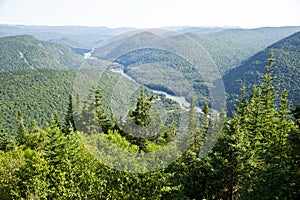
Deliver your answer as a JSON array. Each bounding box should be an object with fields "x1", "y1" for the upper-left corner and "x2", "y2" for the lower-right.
[
  {"x1": 190, "y1": 26, "x2": 300, "y2": 74},
  {"x1": 223, "y1": 31, "x2": 300, "y2": 112},
  {"x1": 0, "y1": 35, "x2": 85, "y2": 71},
  {"x1": 0, "y1": 25, "x2": 134, "y2": 48},
  {"x1": 178, "y1": 26, "x2": 229, "y2": 34},
  {"x1": 92, "y1": 31, "x2": 161, "y2": 60},
  {"x1": 92, "y1": 26, "x2": 300, "y2": 75}
]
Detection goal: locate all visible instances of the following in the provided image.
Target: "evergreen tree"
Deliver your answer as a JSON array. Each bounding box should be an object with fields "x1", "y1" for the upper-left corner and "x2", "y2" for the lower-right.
[
  {"x1": 16, "y1": 110, "x2": 27, "y2": 146},
  {"x1": 212, "y1": 112, "x2": 253, "y2": 199},
  {"x1": 65, "y1": 93, "x2": 76, "y2": 133},
  {"x1": 128, "y1": 88, "x2": 155, "y2": 152},
  {"x1": 203, "y1": 102, "x2": 210, "y2": 117},
  {"x1": 76, "y1": 86, "x2": 110, "y2": 134},
  {"x1": 169, "y1": 115, "x2": 177, "y2": 142},
  {"x1": 94, "y1": 87, "x2": 112, "y2": 133},
  {"x1": 201, "y1": 102, "x2": 211, "y2": 142},
  {"x1": 129, "y1": 88, "x2": 154, "y2": 127},
  {"x1": 292, "y1": 104, "x2": 300, "y2": 126},
  {"x1": 187, "y1": 96, "x2": 197, "y2": 135},
  {"x1": 45, "y1": 117, "x2": 81, "y2": 199}
]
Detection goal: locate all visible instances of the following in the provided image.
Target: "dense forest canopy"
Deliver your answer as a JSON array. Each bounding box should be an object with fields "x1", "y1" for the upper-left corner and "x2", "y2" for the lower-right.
[{"x1": 0, "y1": 35, "x2": 85, "y2": 71}]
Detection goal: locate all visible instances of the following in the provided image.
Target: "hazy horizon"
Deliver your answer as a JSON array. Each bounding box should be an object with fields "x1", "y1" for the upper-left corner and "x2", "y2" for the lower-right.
[
  {"x1": 2, "y1": 24, "x2": 298, "y2": 29},
  {"x1": 0, "y1": 0, "x2": 299, "y2": 29}
]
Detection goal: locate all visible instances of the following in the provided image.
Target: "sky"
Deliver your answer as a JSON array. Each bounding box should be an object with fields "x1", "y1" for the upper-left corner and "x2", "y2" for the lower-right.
[{"x1": 0, "y1": 0, "x2": 299, "y2": 28}]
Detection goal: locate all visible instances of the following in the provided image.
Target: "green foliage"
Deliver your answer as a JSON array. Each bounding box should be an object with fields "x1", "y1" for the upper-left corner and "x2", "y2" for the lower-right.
[
  {"x1": 129, "y1": 88, "x2": 154, "y2": 127},
  {"x1": 0, "y1": 148, "x2": 26, "y2": 199},
  {"x1": 226, "y1": 52, "x2": 298, "y2": 199},
  {"x1": 162, "y1": 51, "x2": 299, "y2": 199},
  {"x1": 0, "y1": 124, "x2": 14, "y2": 151},
  {"x1": 64, "y1": 93, "x2": 76, "y2": 132},
  {"x1": 14, "y1": 149, "x2": 49, "y2": 199},
  {"x1": 74, "y1": 86, "x2": 114, "y2": 135},
  {"x1": 0, "y1": 69, "x2": 76, "y2": 133},
  {"x1": 0, "y1": 35, "x2": 84, "y2": 71}
]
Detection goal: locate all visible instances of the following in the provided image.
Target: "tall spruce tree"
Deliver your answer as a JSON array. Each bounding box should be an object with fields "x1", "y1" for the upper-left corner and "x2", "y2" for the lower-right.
[
  {"x1": 65, "y1": 93, "x2": 76, "y2": 133},
  {"x1": 129, "y1": 88, "x2": 154, "y2": 127},
  {"x1": 76, "y1": 86, "x2": 110, "y2": 134},
  {"x1": 45, "y1": 116, "x2": 82, "y2": 199},
  {"x1": 94, "y1": 87, "x2": 112, "y2": 133},
  {"x1": 16, "y1": 110, "x2": 27, "y2": 146},
  {"x1": 128, "y1": 88, "x2": 155, "y2": 152}
]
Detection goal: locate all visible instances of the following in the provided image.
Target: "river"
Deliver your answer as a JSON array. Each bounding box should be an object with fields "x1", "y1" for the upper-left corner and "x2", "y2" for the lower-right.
[
  {"x1": 84, "y1": 48, "x2": 97, "y2": 59},
  {"x1": 111, "y1": 69, "x2": 203, "y2": 113}
]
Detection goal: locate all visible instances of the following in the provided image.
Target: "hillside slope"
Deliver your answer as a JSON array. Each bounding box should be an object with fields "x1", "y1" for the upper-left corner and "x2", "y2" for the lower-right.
[
  {"x1": 0, "y1": 35, "x2": 84, "y2": 71},
  {"x1": 190, "y1": 26, "x2": 300, "y2": 74},
  {"x1": 223, "y1": 31, "x2": 300, "y2": 112},
  {"x1": 0, "y1": 69, "x2": 126, "y2": 133}
]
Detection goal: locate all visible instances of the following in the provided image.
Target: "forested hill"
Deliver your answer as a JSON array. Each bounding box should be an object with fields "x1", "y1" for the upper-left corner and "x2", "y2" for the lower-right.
[
  {"x1": 0, "y1": 35, "x2": 84, "y2": 71},
  {"x1": 223, "y1": 31, "x2": 300, "y2": 112},
  {"x1": 190, "y1": 26, "x2": 300, "y2": 74}
]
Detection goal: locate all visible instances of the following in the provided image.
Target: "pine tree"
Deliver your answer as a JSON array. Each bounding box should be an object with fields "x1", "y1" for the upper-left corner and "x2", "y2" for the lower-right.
[
  {"x1": 94, "y1": 87, "x2": 112, "y2": 133},
  {"x1": 128, "y1": 88, "x2": 155, "y2": 152},
  {"x1": 292, "y1": 104, "x2": 300, "y2": 126},
  {"x1": 65, "y1": 93, "x2": 76, "y2": 133},
  {"x1": 74, "y1": 93, "x2": 82, "y2": 118},
  {"x1": 45, "y1": 117, "x2": 81, "y2": 199},
  {"x1": 16, "y1": 110, "x2": 27, "y2": 146},
  {"x1": 187, "y1": 96, "x2": 197, "y2": 135},
  {"x1": 203, "y1": 102, "x2": 210, "y2": 117},
  {"x1": 129, "y1": 88, "x2": 154, "y2": 127},
  {"x1": 202, "y1": 102, "x2": 210, "y2": 137},
  {"x1": 76, "y1": 86, "x2": 109, "y2": 134}
]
